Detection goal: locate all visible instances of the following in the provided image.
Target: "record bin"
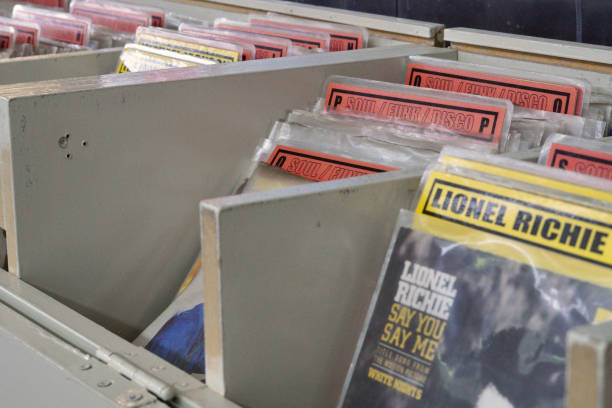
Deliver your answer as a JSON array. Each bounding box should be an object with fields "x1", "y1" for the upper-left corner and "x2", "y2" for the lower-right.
[
  {"x1": 197, "y1": 27, "x2": 612, "y2": 408},
  {"x1": 0, "y1": 4, "x2": 611, "y2": 408},
  {"x1": 0, "y1": 1, "x2": 450, "y2": 407}
]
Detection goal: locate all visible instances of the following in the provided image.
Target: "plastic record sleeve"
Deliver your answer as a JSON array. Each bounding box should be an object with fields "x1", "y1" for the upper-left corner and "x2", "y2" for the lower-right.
[
  {"x1": 213, "y1": 17, "x2": 331, "y2": 51},
  {"x1": 174, "y1": 25, "x2": 259, "y2": 61},
  {"x1": 0, "y1": 25, "x2": 15, "y2": 52},
  {"x1": 437, "y1": 146, "x2": 612, "y2": 208},
  {"x1": 406, "y1": 56, "x2": 591, "y2": 116},
  {"x1": 505, "y1": 107, "x2": 605, "y2": 152},
  {"x1": 135, "y1": 26, "x2": 246, "y2": 63},
  {"x1": 250, "y1": 120, "x2": 440, "y2": 182},
  {"x1": 338, "y1": 207, "x2": 612, "y2": 408},
  {"x1": 538, "y1": 133, "x2": 612, "y2": 180},
  {"x1": 70, "y1": 0, "x2": 151, "y2": 34},
  {"x1": 179, "y1": 23, "x2": 295, "y2": 59},
  {"x1": 286, "y1": 108, "x2": 498, "y2": 153},
  {"x1": 320, "y1": 75, "x2": 514, "y2": 152},
  {"x1": 116, "y1": 43, "x2": 217, "y2": 73},
  {"x1": 248, "y1": 12, "x2": 368, "y2": 51},
  {"x1": 0, "y1": 16, "x2": 39, "y2": 49},
  {"x1": 90, "y1": 0, "x2": 166, "y2": 27},
  {"x1": 12, "y1": 4, "x2": 91, "y2": 47}
]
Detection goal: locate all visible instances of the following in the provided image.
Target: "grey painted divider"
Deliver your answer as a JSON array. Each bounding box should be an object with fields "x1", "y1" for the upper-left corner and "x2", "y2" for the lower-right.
[
  {"x1": 0, "y1": 48, "x2": 122, "y2": 85},
  {"x1": 200, "y1": 169, "x2": 423, "y2": 408},
  {"x1": 0, "y1": 44, "x2": 454, "y2": 340}
]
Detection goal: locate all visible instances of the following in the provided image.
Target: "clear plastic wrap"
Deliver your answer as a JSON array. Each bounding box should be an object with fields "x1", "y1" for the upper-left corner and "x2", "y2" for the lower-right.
[
  {"x1": 116, "y1": 43, "x2": 217, "y2": 73},
  {"x1": 436, "y1": 146, "x2": 612, "y2": 210},
  {"x1": 339, "y1": 207, "x2": 612, "y2": 408},
  {"x1": 287, "y1": 108, "x2": 498, "y2": 153},
  {"x1": 0, "y1": 16, "x2": 39, "y2": 50},
  {"x1": 406, "y1": 56, "x2": 591, "y2": 115},
  {"x1": 251, "y1": 120, "x2": 439, "y2": 182},
  {"x1": 505, "y1": 106, "x2": 606, "y2": 152},
  {"x1": 175, "y1": 25, "x2": 260, "y2": 61},
  {"x1": 164, "y1": 12, "x2": 208, "y2": 30},
  {"x1": 13, "y1": 4, "x2": 91, "y2": 47},
  {"x1": 214, "y1": 17, "x2": 330, "y2": 50},
  {"x1": 248, "y1": 12, "x2": 368, "y2": 51},
  {"x1": 135, "y1": 26, "x2": 244, "y2": 63},
  {"x1": 179, "y1": 23, "x2": 295, "y2": 59},
  {"x1": 590, "y1": 87, "x2": 612, "y2": 136},
  {"x1": 538, "y1": 134, "x2": 612, "y2": 180},
  {"x1": 320, "y1": 75, "x2": 514, "y2": 152},
  {"x1": 70, "y1": 0, "x2": 151, "y2": 34}
]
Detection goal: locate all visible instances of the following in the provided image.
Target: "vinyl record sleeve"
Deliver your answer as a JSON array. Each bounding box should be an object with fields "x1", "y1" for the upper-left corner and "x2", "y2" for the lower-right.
[
  {"x1": 135, "y1": 26, "x2": 244, "y2": 63},
  {"x1": 437, "y1": 147, "x2": 612, "y2": 207},
  {"x1": 0, "y1": 16, "x2": 39, "y2": 49},
  {"x1": 339, "y1": 217, "x2": 612, "y2": 408},
  {"x1": 214, "y1": 17, "x2": 330, "y2": 50},
  {"x1": 249, "y1": 12, "x2": 367, "y2": 51},
  {"x1": 179, "y1": 23, "x2": 293, "y2": 59},
  {"x1": 13, "y1": 4, "x2": 91, "y2": 46},
  {"x1": 70, "y1": 0, "x2": 151, "y2": 34}
]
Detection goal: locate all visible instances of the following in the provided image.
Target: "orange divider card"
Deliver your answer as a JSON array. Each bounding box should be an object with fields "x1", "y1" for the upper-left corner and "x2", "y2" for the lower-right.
[
  {"x1": 266, "y1": 145, "x2": 396, "y2": 181},
  {"x1": 546, "y1": 143, "x2": 612, "y2": 180},
  {"x1": 216, "y1": 22, "x2": 326, "y2": 49},
  {"x1": 0, "y1": 18, "x2": 39, "y2": 48},
  {"x1": 249, "y1": 16, "x2": 363, "y2": 51},
  {"x1": 70, "y1": 1, "x2": 150, "y2": 34},
  {"x1": 324, "y1": 80, "x2": 508, "y2": 144},
  {"x1": 406, "y1": 62, "x2": 584, "y2": 115},
  {"x1": 13, "y1": 6, "x2": 89, "y2": 46},
  {"x1": 0, "y1": 27, "x2": 13, "y2": 49}
]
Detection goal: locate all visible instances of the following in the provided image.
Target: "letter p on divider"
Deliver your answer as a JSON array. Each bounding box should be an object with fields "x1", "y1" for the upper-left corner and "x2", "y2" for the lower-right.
[
  {"x1": 478, "y1": 118, "x2": 490, "y2": 133},
  {"x1": 333, "y1": 95, "x2": 343, "y2": 108}
]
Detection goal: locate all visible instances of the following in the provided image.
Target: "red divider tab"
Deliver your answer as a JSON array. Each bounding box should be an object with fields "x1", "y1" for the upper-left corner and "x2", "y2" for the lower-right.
[
  {"x1": 406, "y1": 63, "x2": 583, "y2": 115},
  {"x1": 266, "y1": 145, "x2": 395, "y2": 181},
  {"x1": 546, "y1": 143, "x2": 612, "y2": 180},
  {"x1": 324, "y1": 81, "x2": 508, "y2": 144}
]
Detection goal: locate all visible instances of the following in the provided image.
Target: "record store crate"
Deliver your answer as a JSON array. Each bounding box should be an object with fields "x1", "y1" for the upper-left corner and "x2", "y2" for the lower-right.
[
  {"x1": 0, "y1": 0, "x2": 444, "y2": 85},
  {"x1": 0, "y1": 32, "x2": 453, "y2": 408},
  {"x1": 1, "y1": 9, "x2": 612, "y2": 408},
  {"x1": 195, "y1": 31, "x2": 612, "y2": 408}
]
